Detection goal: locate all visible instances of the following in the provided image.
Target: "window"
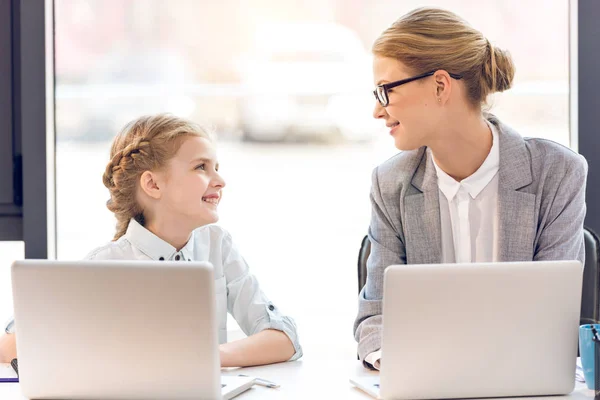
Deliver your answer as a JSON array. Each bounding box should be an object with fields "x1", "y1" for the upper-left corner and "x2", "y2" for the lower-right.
[
  {"x1": 54, "y1": 0, "x2": 569, "y2": 341},
  {"x1": 0, "y1": 242, "x2": 24, "y2": 322}
]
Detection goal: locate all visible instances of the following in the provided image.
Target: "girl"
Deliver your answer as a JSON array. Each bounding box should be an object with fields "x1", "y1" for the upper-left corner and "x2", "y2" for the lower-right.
[
  {"x1": 354, "y1": 7, "x2": 587, "y2": 369},
  {"x1": 1, "y1": 114, "x2": 302, "y2": 367}
]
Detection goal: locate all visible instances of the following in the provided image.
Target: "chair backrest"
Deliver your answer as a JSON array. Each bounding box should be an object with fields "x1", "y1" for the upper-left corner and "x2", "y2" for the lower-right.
[
  {"x1": 357, "y1": 228, "x2": 600, "y2": 326},
  {"x1": 357, "y1": 235, "x2": 370, "y2": 294},
  {"x1": 581, "y1": 227, "x2": 600, "y2": 324}
]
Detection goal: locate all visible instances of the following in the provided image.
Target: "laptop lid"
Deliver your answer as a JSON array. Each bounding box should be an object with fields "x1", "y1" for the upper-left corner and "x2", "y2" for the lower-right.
[
  {"x1": 12, "y1": 259, "x2": 221, "y2": 400},
  {"x1": 380, "y1": 260, "x2": 582, "y2": 400}
]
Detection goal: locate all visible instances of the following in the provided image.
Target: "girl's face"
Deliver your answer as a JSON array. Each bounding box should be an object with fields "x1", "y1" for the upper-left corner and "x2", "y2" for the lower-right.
[
  {"x1": 372, "y1": 56, "x2": 442, "y2": 151},
  {"x1": 156, "y1": 136, "x2": 225, "y2": 227}
]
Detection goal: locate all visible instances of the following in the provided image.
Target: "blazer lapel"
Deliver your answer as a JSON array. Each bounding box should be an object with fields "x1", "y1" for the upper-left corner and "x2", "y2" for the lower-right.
[
  {"x1": 404, "y1": 149, "x2": 443, "y2": 264},
  {"x1": 492, "y1": 116, "x2": 537, "y2": 261},
  {"x1": 402, "y1": 115, "x2": 536, "y2": 264}
]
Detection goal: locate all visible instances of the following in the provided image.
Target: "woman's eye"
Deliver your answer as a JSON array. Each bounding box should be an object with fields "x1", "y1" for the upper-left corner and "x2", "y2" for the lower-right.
[{"x1": 195, "y1": 164, "x2": 205, "y2": 171}]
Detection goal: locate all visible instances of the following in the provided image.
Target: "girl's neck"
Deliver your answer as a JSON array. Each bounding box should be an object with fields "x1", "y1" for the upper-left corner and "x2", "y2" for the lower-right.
[{"x1": 144, "y1": 217, "x2": 194, "y2": 251}]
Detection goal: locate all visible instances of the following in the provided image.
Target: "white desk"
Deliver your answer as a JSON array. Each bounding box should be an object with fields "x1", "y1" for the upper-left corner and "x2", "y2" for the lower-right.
[{"x1": 0, "y1": 358, "x2": 595, "y2": 400}]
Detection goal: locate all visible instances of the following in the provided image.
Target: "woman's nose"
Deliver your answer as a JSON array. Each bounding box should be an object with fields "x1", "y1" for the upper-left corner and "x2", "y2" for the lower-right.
[{"x1": 373, "y1": 101, "x2": 387, "y2": 119}]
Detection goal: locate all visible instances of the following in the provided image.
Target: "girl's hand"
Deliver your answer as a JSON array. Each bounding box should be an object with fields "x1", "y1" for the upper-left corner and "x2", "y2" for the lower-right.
[{"x1": 0, "y1": 333, "x2": 17, "y2": 363}]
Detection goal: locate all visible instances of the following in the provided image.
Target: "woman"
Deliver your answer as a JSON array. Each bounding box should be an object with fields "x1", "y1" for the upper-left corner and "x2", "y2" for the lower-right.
[{"x1": 354, "y1": 7, "x2": 587, "y2": 369}]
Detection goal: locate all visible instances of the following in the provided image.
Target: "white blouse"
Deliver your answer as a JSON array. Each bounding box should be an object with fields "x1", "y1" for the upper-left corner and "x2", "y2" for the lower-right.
[{"x1": 433, "y1": 120, "x2": 500, "y2": 264}]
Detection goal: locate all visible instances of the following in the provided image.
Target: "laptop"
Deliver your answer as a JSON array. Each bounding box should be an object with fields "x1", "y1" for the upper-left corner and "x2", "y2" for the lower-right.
[
  {"x1": 351, "y1": 260, "x2": 583, "y2": 399},
  {"x1": 11, "y1": 259, "x2": 255, "y2": 400}
]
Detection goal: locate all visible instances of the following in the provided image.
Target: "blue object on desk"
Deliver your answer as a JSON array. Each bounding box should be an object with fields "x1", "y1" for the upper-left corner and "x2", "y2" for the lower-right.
[{"x1": 579, "y1": 324, "x2": 600, "y2": 390}]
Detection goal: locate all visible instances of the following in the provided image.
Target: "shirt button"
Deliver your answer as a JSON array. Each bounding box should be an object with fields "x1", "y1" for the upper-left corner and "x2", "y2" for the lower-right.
[
  {"x1": 159, "y1": 257, "x2": 165, "y2": 261},
  {"x1": 268, "y1": 304, "x2": 275, "y2": 311},
  {"x1": 175, "y1": 255, "x2": 180, "y2": 261}
]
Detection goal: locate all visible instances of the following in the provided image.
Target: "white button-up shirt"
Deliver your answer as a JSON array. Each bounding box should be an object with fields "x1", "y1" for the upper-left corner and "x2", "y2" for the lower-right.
[
  {"x1": 85, "y1": 218, "x2": 302, "y2": 361},
  {"x1": 365, "y1": 121, "x2": 500, "y2": 369},
  {"x1": 433, "y1": 120, "x2": 500, "y2": 263}
]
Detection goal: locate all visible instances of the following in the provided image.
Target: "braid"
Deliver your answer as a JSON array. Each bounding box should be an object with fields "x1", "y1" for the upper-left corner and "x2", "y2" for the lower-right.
[{"x1": 103, "y1": 137, "x2": 152, "y2": 189}]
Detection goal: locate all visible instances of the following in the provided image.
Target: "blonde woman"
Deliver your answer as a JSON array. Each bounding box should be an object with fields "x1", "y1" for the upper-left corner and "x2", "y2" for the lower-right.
[
  {"x1": 1, "y1": 114, "x2": 301, "y2": 367},
  {"x1": 354, "y1": 7, "x2": 587, "y2": 369}
]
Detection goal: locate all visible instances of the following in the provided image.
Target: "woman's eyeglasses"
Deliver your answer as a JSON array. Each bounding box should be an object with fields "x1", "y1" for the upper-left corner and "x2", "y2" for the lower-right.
[{"x1": 373, "y1": 70, "x2": 463, "y2": 107}]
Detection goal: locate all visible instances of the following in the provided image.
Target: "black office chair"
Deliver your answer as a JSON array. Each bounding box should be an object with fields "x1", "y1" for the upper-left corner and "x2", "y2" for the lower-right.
[
  {"x1": 581, "y1": 227, "x2": 600, "y2": 325},
  {"x1": 357, "y1": 227, "x2": 600, "y2": 326},
  {"x1": 357, "y1": 235, "x2": 370, "y2": 295}
]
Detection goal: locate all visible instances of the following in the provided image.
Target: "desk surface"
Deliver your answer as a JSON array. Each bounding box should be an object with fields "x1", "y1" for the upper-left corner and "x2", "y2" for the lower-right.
[{"x1": 0, "y1": 353, "x2": 595, "y2": 399}]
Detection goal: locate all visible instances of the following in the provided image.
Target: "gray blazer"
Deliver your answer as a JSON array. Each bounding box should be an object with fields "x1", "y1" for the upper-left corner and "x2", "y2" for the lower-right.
[{"x1": 354, "y1": 115, "x2": 588, "y2": 362}]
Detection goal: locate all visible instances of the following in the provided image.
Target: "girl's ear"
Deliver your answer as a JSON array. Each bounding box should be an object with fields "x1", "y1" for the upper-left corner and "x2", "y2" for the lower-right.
[{"x1": 139, "y1": 171, "x2": 161, "y2": 200}]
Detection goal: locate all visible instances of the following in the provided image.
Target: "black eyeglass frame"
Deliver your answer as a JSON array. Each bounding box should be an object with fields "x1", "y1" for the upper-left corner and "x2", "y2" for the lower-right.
[{"x1": 373, "y1": 70, "x2": 463, "y2": 107}]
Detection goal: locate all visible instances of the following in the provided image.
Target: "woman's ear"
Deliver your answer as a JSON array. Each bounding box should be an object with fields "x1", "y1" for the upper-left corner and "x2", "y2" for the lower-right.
[
  {"x1": 433, "y1": 70, "x2": 452, "y2": 104},
  {"x1": 139, "y1": 170, "x2": 162, "y2": 200}
]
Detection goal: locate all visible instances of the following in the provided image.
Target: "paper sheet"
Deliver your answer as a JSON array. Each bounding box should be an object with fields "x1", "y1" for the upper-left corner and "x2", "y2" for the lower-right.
[
  {"x1": 0, "y1": 363, "x2": 17, "y2": 382},
  {"x1": 576, "y1": 357, "x2": 585, "y2": 383}
]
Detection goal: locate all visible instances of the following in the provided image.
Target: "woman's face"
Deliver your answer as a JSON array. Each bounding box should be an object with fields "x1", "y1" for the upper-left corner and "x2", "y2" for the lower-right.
[{"x1": 372, "y1": 56, "x2": 443, "y2": 151}]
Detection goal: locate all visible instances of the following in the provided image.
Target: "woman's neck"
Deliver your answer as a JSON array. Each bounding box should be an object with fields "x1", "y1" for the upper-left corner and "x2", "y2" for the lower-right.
[
  {"x1": 427, "y1": 113, "x2": 493, "y2": 182},
  {"x1": 144, "y1": 216, "x2": 194, "y2": 251}
]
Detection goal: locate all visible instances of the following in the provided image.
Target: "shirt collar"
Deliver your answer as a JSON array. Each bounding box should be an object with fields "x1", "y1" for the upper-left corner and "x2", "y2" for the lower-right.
[
  {"x1": 432, "y1": 120, "x2": 500, "y2": 201},
  {"x1": 124, "y1": 218, "x2": 195, "y2": 261}
]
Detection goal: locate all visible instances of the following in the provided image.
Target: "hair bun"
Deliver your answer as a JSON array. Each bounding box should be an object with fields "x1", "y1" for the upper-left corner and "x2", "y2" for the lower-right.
[{"x1": 483, "y1": 39, "x2": 515, "y2": 95}]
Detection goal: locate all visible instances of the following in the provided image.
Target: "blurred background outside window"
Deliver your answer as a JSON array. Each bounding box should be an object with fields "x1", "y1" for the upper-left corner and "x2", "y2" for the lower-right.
[{"x1": 0, "y1": 0, "x2": 570, "y2": 350}]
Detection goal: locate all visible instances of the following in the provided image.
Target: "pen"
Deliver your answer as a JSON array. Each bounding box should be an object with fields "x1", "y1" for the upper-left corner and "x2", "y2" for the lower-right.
[{"x1": 238, "y1": 374, "x2": 280, "y2": 388}]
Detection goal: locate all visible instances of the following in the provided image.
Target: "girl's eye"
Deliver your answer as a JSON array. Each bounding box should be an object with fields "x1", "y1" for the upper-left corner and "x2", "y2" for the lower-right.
[{"x1": 195, "y1": 164, "x2": 205, "y2": 171}]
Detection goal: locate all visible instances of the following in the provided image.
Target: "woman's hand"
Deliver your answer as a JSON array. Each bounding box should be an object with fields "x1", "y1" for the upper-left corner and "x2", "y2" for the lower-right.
[{"x1": 0, "y1": 333, "x2": 17, "y2": 363}]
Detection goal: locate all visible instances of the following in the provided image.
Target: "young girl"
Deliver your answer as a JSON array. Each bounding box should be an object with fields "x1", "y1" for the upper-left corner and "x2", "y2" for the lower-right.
[
  {"x1": 1, "y1": 114, "x2": 302, "y2": 367},
  {"x1": 354, "y1": 7, "x2": 587, "y2": 369}
]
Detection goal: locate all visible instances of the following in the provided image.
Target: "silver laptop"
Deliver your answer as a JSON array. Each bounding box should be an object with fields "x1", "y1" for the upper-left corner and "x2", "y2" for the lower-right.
[
  {"x1": 351, "y1": 260, "x2": 583, "y2": 399},
  {"x1": 11, "y1": 259, "x2": 255, "y2": 400}
]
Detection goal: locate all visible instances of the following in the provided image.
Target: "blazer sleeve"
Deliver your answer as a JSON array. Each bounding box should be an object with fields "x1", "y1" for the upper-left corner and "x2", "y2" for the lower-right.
[
  {"x1": 534, "y1": 153, "x2": 588, "y2": 264},
  {"x1": 354, "y1": 166, "x2": 407, "y2": 365}
]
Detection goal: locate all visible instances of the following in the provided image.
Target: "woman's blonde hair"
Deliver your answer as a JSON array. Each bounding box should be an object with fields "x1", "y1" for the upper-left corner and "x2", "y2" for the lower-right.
[
  {"x1": 102, "y1": 114, "x2": 212, "y2": 240},
  {"x1": 373, "y1": 7, "x2": 515, "y2": 106}
]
